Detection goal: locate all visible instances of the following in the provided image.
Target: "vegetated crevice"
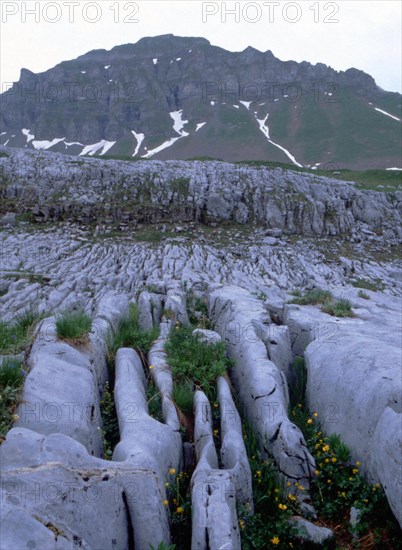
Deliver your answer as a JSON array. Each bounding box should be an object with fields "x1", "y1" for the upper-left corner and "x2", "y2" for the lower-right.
[{"x1": 122, "y1": 490, "x2": 135, "y2": 550}]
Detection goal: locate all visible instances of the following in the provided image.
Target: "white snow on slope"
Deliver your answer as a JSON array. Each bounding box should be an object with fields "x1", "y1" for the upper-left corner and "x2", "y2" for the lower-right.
[
  {"x1": 153, "y1": 58, "x2": 158, "y2": 65},
  {"x1": 210, "y1": 101, "x2": 215, "y2": 106},
  {"x1": 104, "y1": 65, "x2": 111, "y2": 70},
  {"x1": 170, "y1": 110, "x2": 189, "y2": 136},
  {"x1": 176, "y1": 58, "x2": 182, "y2": 61},
  {"x1": 22, "y1": 129, "x2": 35, "y2": 143},
  {"x1": 233, "y1": 105, "x2": 239, "y2": 109},
  {"x1": 374, "y1": 108, "x2": 401, "y2": 122},
  {"x1": 3, "y1": 139, "x2": 9, "y2": 146},
  {"x1": 239, "y1": 101, "x2": 252, "y2": 110},
  {"x1": 132, "y1": 131, "x2": 145, "y2": 157},
  {"x1": 386, "y1": 167, "x2": 402, "y2": 171},
  {"x1": 33, "y1": 138, "x2": 65, "y2": 150},
  {"x1": 142, "y1": 137, "x2": 181, "y2": 158},
  {"x1": 65, "y1": 141, "x2": 84, "y2": 147},
  {"x1": 79, "y1": 140, "x2": 116, "y2": 157},
  {"x1": 196, "y1": 122, "x2": 206, "y2": 132},
  {"x1": 0, "y1": 132, "x2": 6, "y2": 136},
  {"x1": 81, "y1": 71, "x2": 86, "y2": 74},
  {"x1": 142, "y1": 110, "x2": 189, "y2": 158},
  {"x1": 256, "y1": 114, "x2": 303, "y2": 168}
]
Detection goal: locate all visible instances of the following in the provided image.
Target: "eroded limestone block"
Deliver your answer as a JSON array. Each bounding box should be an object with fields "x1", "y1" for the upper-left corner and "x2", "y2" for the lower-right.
[
  {"x1": 209, "y1": 286, "x2": 315, "y2": 487},
  {"x1": 191, "y1": 391, "x2": 241, "y2": 550}
]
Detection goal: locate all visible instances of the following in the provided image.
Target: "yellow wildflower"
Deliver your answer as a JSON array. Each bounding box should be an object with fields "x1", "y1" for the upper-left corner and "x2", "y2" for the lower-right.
[
  {"x1": 332, "y1": 457, "x2": 337, "y2": 463},
  {"x1": 149, "y1": 365, "x2": 155, "y2": 369},
  {"x1": 239, "y1": 519, "x2": 245, "y2": 530},
  {"x1": 163, "y1": 499, "x2": 169, "y2": 506},
  {"x1": 169, "y1": 468, "x2": 176, "y2": 475},
  {"x1": 307, "y1": 419, "x2": 313, "y2": 425},
  {"x1": 313, "y1": 412, "x2": 318, "y2": 417},
  {"x1": 176, "y1": 507, "x2": 183, "y2": 513},
  {"x1": 323, "y1": 444, "x2": 330, "y2": 452},
  {"x1": 271, "y1": 536, "x2": 280, "y2": 545},
  {"x1": 315, "y1": 470, "x2": 320, "y2": 476},
  {"x1": 278, "y1": 503, "x2": 287, "y2": 511},
  {"x1": 352, "y1": 468, "x2": 359, "y2": 474},
  {"x1": 356, "y1": 461, "x2": 361, "y2": 466}
]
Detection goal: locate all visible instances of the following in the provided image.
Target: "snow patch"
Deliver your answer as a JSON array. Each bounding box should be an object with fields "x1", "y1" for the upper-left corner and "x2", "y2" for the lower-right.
[
  {"x1": 239, "y1": 101, "x2": 252, "y2": 110},
  {"x1": 3, "y1": 140, "x2": 10, "y2": 146},
  {"x1": 374, "y1": 108, "x2": 401, "y2": 122},
  {"x1": 131, "y1": 131, "x2": 145, "y2": 157},
  {"x1": 142, "y1": 110, "x2": 189, "y2": 158},
  {"x1": 153, "y1": 58, "x2": 158, "y2": 65},
  {"x1": 274, "y1": 98, "x2": 279, "y2": 102},
  {"x1": 79, "y1": 140, "x2": 116, "y2": 157},
  {"x1": 176, "y1": 58, "x2": 182, "y2": 61},
  {"x1": 170, "y1": 110, "x2": 189, "y2": 136},
  {"x1": 64, "y1": 141, "x2": 84, "y2": 147},
  {"x1": 32, "y1": 138, "x2": 65, "y2": 150},
  {"x1": 195, "y1": 122, "x2": 206, "y2": 132},
  {"x1": 210, "y1": 101, "x2": 216, "y2": 106},
  {"x1": 0, "y1": 132, "x2": 6, "y2": 136},
  {"x1": 233, "y1": 105, "x2": 239, "y2": 109},
  {"x1": 104, "y1": 65, "x2": 111, "y2": 70},
  {"x1": 22, "y1": 128, "x2": 35, "y2": 143},
  {"x1": 386, "y1": 167, "x2": 402, "y2": 171},
  {"x1": 256, "y1": 113, "x2": 303, "y2": 168},
  {"x1": 81, "y1": 71, "x2": 86, "y2": 74}
]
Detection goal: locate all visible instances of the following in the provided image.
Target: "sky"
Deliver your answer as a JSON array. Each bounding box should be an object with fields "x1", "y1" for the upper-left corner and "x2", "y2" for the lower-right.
[{"x1": 0, "y1": 0, "x2": 401, "y2": 93}]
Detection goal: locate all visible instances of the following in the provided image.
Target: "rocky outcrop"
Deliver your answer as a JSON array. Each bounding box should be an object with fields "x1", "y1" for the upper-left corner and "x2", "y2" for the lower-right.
[
  {"x1": 1, "y1": 147, "x2": 401, "y2": 242},
  {"x1": 280, "y1": 289, "x2": 402, "y2": 528},
  {"x1": 15, "y1": 292, "x2": 129, "y2": 455},
  {"x1": 209, "y1": 286, "x2": 316, "y2": 489}
]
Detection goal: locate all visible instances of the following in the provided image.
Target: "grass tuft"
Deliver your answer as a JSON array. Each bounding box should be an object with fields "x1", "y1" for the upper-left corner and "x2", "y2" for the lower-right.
[
  {"x1": 166, "y1": 325, "x2": 231, "y2": 403},
  {"x1": 56, "y1": 310, "x2": 92, "y2": 343},
  {"x1": 0, "y1": 308, "x2": 43, "y2": 354},
  {"x1": 0, "y1": 359, "x2": 24, "y2": 440}
]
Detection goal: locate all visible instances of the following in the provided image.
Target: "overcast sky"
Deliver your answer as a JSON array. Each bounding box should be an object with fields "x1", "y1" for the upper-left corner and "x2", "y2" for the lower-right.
[{"x1": 1, "y1": 0, "x2": 401, "y2": 92}]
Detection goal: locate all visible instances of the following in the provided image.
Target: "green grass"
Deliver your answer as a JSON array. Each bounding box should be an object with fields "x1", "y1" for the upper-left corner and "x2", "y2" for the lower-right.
[
  {"x1": 321, "y1": 298, "x2": 353, "y2": 318},
  {"x1": 290, "y1": 289, "x2": 354, "y2": 318},
  {"x1": 289, "y1": 357, "x2": 307, "y2": 409},
  {"x1": 108, "y1": 303, "x2": 159, "y2": 361},
  {"x1": 0, "y1": 359, "x2": 24, "y2": 441},
  {"x1": 352, "y1": 278, "x2": 385, "y2": 292},
  {"x1": 290, "y1": 288, "x2": 332, "y2": 305},
  {"x1": 172, "y1": 381, "x2": 194, "y2": 416},
  {"x1": 99, "y1": 382, "x2": 119, "y2": 460},
  {"x1": 238, "y1": 421, "x2": 298, "y2": 549},
  {"x1": 55, "y1": 310, "x2": 92, "y2": 342},
  {"x1": 0, "y1": 309, "x2": 43, "y2": 354},
  {"x1": 291, "y1": 407, "x2": 402, "y2": 546},
  {"x1": 166, "y1": 325, "x2": 231, "y2": 403},
  {"x1": 358, "y1": 290, "x2": 370, "y2": 300},
  {"x1": 147, "y1": 380, "x2": 164, "y2": 422}
]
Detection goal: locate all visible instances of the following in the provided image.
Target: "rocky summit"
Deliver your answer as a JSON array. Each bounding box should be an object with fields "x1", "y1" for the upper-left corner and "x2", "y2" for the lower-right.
[
  {"x1": 0, "y1": 143, "x2": 401, "y2": 549},
  {"x1": 1, "y1": 34, "x2": 401, "y2": 169}
]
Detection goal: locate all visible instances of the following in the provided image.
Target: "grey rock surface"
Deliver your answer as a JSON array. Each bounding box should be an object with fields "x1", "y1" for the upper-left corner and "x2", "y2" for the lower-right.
[{"x1": 209, "y1": 286, "x2": 316, "y2": 488}]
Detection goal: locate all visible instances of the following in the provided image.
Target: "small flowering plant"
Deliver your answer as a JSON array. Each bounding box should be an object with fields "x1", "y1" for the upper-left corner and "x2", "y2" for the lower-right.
[{"x1": 291, "y1": 405, "x2": 393, "y2": 535}]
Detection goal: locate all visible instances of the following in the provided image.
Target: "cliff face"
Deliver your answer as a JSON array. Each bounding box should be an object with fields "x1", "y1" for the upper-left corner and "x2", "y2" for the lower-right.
[
  {"x1": 1, "y1": 147, "x2": 401, "y2": 243},
  {"x1": 1, "y1": 35, "x2": 401, "y2": 168}
]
